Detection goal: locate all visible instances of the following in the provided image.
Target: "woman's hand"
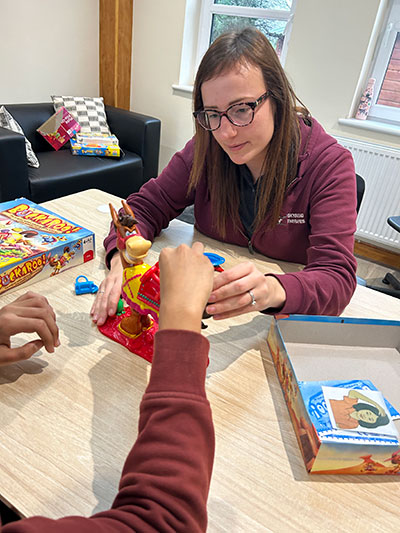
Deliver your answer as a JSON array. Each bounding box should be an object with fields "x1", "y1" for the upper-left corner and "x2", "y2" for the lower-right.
[
  {"x1": 205, "y1": 261, "x2": 286, "y2": 319},
  {"x1": 0, "y1": 291, "x2": 60, "y2": 366},
  {"x1": 159, "y1": 242, "x2": 214, "y2": 332},
  {"x1": 90, "y1": 252, "x2": 124, "y2": 326}
]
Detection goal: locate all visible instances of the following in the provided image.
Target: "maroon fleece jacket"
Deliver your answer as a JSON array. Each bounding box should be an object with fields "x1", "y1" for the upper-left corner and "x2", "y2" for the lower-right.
[
  {"x1": 1, "y1": 329, "x2": 214, "y2": 533},
  {"x1": 104, "y1": 117, "x2": 358, "y2": 316}
]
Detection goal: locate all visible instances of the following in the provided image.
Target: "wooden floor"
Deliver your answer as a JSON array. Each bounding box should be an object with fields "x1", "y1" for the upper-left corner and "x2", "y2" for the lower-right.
[{"x1": 356, "y1": 254, "x2": 400, "y2": 291}]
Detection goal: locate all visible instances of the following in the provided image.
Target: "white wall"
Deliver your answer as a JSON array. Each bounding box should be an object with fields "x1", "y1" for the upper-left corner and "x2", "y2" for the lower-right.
[
  {"x1": 285, "y1": 0, "x2": 385, "y2": 144},
  {"x1": 131, "y1": 0, "x2": 398, "y2": 173},
  {"x1": 131, "y1": 0, "x2": 193, "y2": 171},
  {"x1": 0, "y1": 0, "x2": 99, "y2": 103},
  {"x1": 1, "y1": 0, "x2": 396, "y2": 169}
]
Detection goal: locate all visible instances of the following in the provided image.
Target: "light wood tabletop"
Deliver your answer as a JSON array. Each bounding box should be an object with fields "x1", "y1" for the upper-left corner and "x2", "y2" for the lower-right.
[{"x1": 0, "y1": 189, "x2": 399, "y2": 532}]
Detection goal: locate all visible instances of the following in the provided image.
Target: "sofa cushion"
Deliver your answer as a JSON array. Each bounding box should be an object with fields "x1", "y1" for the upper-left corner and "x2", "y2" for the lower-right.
[
  {"x1": 28, "y1": 149, "x2": 144, "y2": 203},
  {"x1": 2, "y1": 103, "x2": 59, "y2": 153},
  {"x1": 0, "y1": 106, "x2": 40, "y2": 167},
  {"x1": 52, "y1": 96, "x2": 111, "y2": 134}
]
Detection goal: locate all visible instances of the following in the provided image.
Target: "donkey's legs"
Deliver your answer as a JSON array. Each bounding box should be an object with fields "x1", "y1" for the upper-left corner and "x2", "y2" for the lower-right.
[
  {"x1": 120, "y1": 310, "x2": 143, "y2": 336},
  {"x1": 119, "y1": 310, "x2": 153, "y2": 337}
]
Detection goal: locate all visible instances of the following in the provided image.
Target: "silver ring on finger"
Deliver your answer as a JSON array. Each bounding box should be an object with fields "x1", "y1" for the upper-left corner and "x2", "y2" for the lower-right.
[{"x1": 248, "y1": 290, "x2": 256, "y2": 306}]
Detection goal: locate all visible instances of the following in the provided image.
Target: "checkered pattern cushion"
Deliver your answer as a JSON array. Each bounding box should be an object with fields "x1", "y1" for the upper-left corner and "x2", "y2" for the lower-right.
[
  {"x1": 51, "y1": 96, "x2": 111, "y2": 134},
  {"x1": 0, "y1": 106, "x2": 40, "y2": 168}
]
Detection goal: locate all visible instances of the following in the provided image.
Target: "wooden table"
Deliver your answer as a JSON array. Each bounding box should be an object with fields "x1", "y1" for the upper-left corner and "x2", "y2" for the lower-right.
[{"x1": 0, "y1": 189, "x2": 399, "y2": 532}]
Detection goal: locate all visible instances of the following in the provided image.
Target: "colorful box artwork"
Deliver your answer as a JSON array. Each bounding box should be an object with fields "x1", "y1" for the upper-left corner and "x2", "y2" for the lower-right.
[
  {"x1": 70, "y1": 132, "x2": 121, "y2": 157},
  {"x1": 0, "y1": 198, "x2": 95, "y2": 295},
  {"x1": 267, "y1": 314, "x2": 400, "y2": 475},
  {"x1": 37, "y1": 107, "x2": 81, "y2": 151}
]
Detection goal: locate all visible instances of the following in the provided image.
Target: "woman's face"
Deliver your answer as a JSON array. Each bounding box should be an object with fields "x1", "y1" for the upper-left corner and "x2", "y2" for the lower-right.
[
  {"x1": 201, "y1": 63, "x2": 274, "y2": 181},
  {"x1": 353, "y1": 409, "x2": 379, "y2": 424}
]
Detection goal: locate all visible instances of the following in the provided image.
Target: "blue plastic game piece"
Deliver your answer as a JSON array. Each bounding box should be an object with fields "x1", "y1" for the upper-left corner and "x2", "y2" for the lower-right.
[
  {"x1": 204, "y1": 252, "x2": 225, "y2": 266},
  {"x1": 75, "y1": 275, "x2": 99, "y2": 295}
]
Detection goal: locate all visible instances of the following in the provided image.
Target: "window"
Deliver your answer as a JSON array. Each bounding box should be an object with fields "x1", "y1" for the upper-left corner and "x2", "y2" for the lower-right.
[
  {"x1": 366, "y1": 0, "x2": 400, "y2": 125},
  {"x1": 196, "y1": 0, "x2": 297, "y2": 69},
  {"x1": 174, "y1": 0, "x2": 296, "y2": 95}
]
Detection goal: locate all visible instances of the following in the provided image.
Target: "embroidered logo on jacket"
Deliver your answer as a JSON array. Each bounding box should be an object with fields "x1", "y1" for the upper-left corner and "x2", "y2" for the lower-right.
[{"x1": 278, "y1": 213, "x2": 305, "y2": 225}]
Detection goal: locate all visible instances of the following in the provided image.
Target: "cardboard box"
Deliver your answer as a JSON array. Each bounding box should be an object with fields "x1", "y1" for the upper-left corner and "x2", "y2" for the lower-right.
[
  {"x1": 70, "y1": 132, "x2": 121, "y2": 157},
  {"x1": 267, "y1": 315, "x2": 400, "y2": 474},
  {"x1": 75, "y1": 132, "x2": 118, "y2": 146},
  {"x1": 37, "y1": 107, "x2": 81, "y2": 151},
  {"x1": 0, "y1": 198, "x2": 95, "y2": 295}
]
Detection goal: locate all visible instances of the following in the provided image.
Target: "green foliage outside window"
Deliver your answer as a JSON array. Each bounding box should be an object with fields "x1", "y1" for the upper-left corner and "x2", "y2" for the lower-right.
[
  {"x1": 210, "y1": 15, "x2": 287, "y2": 56},
  {"x1": 209, "y1": 1, "x2": 292, "y2": 56},
  {"x1": 214, "y1": 0, "x2": 292, "y2": 10}
]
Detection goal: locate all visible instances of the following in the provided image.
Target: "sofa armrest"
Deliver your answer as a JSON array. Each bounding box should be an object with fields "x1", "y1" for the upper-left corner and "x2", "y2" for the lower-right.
[
  {"x1": 0, "y1": 127, "x2": 30, "y2": 202},
  {"x1": 105, "y1": 106, "x2": 161, "y2": 183}
]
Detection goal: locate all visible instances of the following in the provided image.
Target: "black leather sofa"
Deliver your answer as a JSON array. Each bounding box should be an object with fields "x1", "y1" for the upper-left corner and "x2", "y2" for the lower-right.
[{"x1": 0, "y1": 103, "x2": 161, "y2": 203}]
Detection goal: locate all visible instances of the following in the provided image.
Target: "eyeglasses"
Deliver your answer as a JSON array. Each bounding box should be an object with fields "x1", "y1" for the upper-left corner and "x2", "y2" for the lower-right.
[{"x1": 193, "y1": 91, "x2": 270, "y2": 131}]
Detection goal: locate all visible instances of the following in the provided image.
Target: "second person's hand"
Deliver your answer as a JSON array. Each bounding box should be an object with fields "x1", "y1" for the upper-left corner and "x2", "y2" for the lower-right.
[
  {"x1": 158, "y1": 242, "x2": 214, "y2": 332},
  {"x1": 90, "y1": 252, "x2": 124, "y2": 326},
  {"x1": 0, "y1": 291, "x2": 60, "y2": 366},
  {"x1": 205, "y1": 261, "x2": 286, "y2": 319}
]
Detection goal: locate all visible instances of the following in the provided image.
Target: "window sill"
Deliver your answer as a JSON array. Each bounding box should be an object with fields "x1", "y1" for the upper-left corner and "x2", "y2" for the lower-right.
[
  {"x1": 172, "y1": 84, "x2": 193, "y2": 99},
  {"x1": 338, "y1": 118, "x2": 400, "y2": 138}
]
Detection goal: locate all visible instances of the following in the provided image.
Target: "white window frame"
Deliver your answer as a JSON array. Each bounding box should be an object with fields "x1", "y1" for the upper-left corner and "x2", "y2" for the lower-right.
[
  {"x1": 173, "y1": 0, "x2": 297, "y2": 98},
  {"x1": 367, "y1": 0, "x2": 400, "y2": 124},
  {"x1": 196, "y1": 1, "x2": 297, "y2": 70}
]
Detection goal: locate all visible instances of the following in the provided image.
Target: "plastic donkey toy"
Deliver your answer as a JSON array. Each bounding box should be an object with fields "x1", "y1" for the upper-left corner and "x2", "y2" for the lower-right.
[{"x1": 97, "y1": 200, "x2": 160, "y2": 362}]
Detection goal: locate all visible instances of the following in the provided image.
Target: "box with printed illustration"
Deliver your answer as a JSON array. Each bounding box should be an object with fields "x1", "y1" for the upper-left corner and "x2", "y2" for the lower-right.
[
  {"x1": 37, "y1": 106, "x2": 81, "y2": 150},
  {"x1": 267, "y1": 315, "x2": 400, "y2": 474},
  {"x1": 0, "y1": 198, "x2": 95, "y2": 295},
  {"x1": 70, "y1": 132, "x2": 121, "y2": 157}
]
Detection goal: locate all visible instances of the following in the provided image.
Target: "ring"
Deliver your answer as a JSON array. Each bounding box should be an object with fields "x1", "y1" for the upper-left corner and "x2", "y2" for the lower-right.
[
  {"x1": 248, "y1": 290, "x2": 256, "y2": 306},
  {"x1": 98, "y1": 290, "x2": 105, "y2": 294}
]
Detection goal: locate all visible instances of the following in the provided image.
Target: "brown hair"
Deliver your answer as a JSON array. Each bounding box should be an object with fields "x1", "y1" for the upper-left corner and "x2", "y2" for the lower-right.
[{"x1": 189, "y1": 27, "x2": 309, "y2": 238}]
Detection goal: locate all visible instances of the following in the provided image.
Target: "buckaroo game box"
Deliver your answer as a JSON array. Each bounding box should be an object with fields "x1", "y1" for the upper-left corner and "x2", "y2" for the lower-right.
[
  {"x1": 267, "y1": 315, "x2": 400, "y2": 475},
  {"x1": 0, "y1": 198, "x2": 95, "y2": 295}
]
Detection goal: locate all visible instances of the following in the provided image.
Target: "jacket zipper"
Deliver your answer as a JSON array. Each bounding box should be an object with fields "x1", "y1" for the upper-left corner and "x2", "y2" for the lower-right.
[
  {"x1": 238, "y1": 226, "x2": 256, "y2": 255},
  {"x1": 240, "y1": 173, "x2": 302, "y2": 255}
]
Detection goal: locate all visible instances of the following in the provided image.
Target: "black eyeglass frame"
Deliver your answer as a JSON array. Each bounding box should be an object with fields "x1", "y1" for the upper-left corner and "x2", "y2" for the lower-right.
[{"x1": 193, "y1": 91, "x2": 270, "y2": 131}]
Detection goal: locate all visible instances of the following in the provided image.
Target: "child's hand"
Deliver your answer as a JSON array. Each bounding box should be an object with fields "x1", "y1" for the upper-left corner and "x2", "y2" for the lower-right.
[
  {"x1": 158, "y1": 242, "x2": 214, "y2": 332},
  {"x1": 0, "y1": 292, "x2": 60, "y2": 366}
]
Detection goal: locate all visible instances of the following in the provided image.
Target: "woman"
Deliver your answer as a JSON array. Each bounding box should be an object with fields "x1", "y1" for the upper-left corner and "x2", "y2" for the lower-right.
[{"x1": 91, "y1": 27, "x2": 357, "y2": 327}]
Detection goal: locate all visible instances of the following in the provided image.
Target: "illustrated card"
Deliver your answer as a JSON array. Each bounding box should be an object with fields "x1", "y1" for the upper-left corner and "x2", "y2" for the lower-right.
[{"x1": 322, "y1": 386, "x2": 398, "y2": 438}]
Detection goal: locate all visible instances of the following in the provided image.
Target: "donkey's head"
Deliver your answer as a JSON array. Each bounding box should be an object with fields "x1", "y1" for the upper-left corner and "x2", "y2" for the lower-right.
[{"x1": 109, "y1": 201, "x2": 152, "y2": 264}]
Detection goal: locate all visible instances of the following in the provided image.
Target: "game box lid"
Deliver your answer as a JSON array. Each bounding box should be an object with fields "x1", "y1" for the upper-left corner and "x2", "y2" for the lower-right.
[{"x1": 0, "y1": 198, "x2": 95, "y2": 294}]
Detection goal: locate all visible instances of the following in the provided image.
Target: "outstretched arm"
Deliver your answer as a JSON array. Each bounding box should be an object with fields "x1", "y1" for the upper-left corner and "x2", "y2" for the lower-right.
[{"x1": 4, "y1": 243, "x2": 215, "y2": 533}]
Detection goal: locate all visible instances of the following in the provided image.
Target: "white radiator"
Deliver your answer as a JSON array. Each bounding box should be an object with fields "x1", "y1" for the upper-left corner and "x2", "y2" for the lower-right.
[{"x1": 335, "y1": 135, "x2": 400, "y2": 252}]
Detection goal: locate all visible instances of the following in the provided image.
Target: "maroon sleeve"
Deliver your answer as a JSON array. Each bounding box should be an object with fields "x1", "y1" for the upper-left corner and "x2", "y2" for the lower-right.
[
  {"x1": 103, "y1": 139, "x2": 195, "y2": 268},
  {"x1": 269, "y1": 147, "x2": 357, "y2": 316},
  {"x1": 2, "y1": 330, "x2": 214, "y2": 533}
]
